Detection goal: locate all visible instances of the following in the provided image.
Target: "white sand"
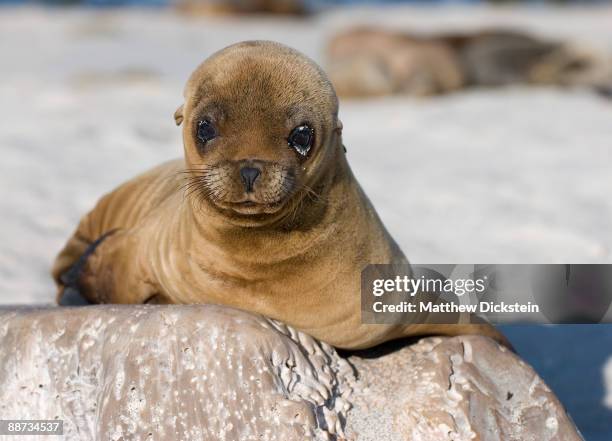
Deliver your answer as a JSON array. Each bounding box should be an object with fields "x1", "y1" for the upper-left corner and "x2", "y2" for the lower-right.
[{"x1": 1, "y1": 5, "x2": 611, "y2": 304}]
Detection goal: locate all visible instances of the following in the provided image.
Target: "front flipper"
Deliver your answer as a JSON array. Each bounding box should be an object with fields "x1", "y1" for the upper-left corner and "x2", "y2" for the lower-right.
[
  {"x1": 58, "y1": 228, "x2": 159, "y2": 305},
  {"x1": 58, "y1": 230, "x2": 117, "y2": 305},
  {"x1": 58, "y1": 287, "x2": 93, "y2": 306}
]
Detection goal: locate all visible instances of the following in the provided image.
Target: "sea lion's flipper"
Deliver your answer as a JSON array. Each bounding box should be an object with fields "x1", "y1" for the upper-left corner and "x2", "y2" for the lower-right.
[
  {"x1": 55, "y1": 225, "x2": 161, "y2": 306},
  {"x1": 59, "y1": 230, "x2": 117, "y2": 288},
  {"x1": 57, "y1": 230, "x2": 117, "y2": 305},
  {"x1": 58, "y1": 287, "x2": 93, "y2": 306},
  {"x1": 51, "y1": 160, "x2": 185, "y2": 305},
  {"x1": 75, "y1": 229, "x2": 162, "y2": 305}
]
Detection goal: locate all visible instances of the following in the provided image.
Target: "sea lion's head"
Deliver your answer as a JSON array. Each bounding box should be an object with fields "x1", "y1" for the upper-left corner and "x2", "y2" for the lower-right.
[{"x1": 175, "y1": 41, "x2": 343, "y2": 226}]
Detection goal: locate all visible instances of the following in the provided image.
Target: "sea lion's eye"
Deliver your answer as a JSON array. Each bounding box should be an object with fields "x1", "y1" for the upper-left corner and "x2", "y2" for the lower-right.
[
  {"x1": 197, "y1": 120, "x2": 217, "y2": 143},
  {"x1": 288, "y1": 125, "x2": 314, "y2": 156}
]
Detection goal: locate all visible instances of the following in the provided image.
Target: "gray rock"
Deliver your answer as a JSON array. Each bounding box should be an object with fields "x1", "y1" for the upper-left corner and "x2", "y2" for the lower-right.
[
  {"x1": 345, "y1": 336, "x2": 583, "y2": 441},
  {"x1": 0, "y1": 306, "x2": 582, "y2": 441}
]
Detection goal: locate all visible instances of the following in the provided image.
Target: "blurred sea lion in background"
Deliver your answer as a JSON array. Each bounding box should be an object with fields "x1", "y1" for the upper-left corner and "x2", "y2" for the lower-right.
[
  {"x1": 52, "y1": 41, "x2": 509, "y2": 350},
  {"x1": 327, "y1": 28, "x2": 465, "y2": 97},
  {"x1": 176, "y1": 0, "x2": 307, "y2": 16},
  {"x1": 327, "y1": 27, "x2": 612, "y2": 98}
]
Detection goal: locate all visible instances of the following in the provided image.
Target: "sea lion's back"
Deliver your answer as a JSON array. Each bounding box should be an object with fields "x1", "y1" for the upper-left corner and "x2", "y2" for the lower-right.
[{"x1": 82, "y1": 159, "x2": 185, "y2": 238}]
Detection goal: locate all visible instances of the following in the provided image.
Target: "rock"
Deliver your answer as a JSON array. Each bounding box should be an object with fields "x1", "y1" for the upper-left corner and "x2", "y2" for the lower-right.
[
  {"x1": 344, "y1": 336, "x2": 583, "y2": 441},
  {"x1": 0, "y1": 305, "x2": 582, "y2": 441}
]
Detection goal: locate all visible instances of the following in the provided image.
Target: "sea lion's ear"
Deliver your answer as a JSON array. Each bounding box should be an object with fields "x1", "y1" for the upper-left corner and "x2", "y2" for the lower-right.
[
  {"x1": 335, "y1": 120, "x2": 346, "y2": 153},
  {"x1": 174, "y1": 104, "x2": 184, "y2": 126}
]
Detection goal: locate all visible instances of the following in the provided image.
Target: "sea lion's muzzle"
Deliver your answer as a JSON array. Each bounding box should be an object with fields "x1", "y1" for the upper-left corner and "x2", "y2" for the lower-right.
[{"x1": 195, "y1": 159, "x2": 296, "y2": 216}]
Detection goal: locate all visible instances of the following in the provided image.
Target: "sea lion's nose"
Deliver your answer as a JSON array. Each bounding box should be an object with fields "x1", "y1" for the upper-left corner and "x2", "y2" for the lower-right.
[{"x1": 240, "y1": 167, "x2": 261, "y2": 193}]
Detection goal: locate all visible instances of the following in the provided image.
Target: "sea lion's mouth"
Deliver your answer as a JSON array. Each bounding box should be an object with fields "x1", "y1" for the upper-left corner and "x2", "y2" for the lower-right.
[
  {"x1": 234, "y1": 201, "x2": 258, "y2": 208},
  {"x1": 217, "y1": 199, "x2": 286, "y2": 216}
]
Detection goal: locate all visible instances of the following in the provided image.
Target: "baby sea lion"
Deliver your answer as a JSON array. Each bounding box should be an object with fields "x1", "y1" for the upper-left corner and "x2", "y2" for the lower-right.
[{"x1": 52, "y1": 41, "x2": 508, "y2": 349}]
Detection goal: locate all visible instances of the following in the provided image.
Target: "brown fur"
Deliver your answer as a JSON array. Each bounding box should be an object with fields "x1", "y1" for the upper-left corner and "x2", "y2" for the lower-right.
[{"x1": 53, "y1": 41, "x2": 508, "y2": 349}]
